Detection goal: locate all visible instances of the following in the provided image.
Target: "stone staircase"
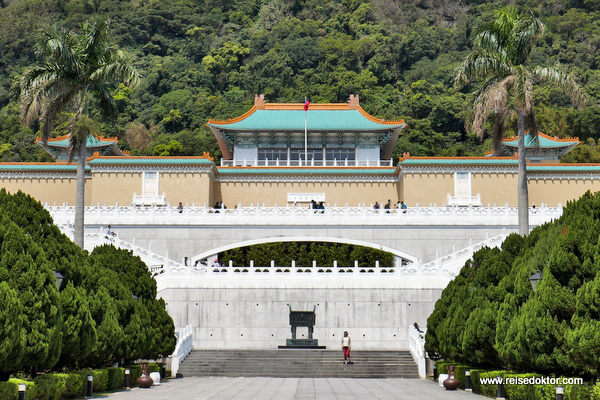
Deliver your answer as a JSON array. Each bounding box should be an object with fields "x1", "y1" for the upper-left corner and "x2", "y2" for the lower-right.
[{"x1": 177, "y1": 350, "x2": 419, "y2": 378}]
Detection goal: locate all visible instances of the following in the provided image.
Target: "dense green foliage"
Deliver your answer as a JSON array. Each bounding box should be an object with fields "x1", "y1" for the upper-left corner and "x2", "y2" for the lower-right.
[
  {"x1": 426, "y1": 191, "x2": 600, "y2": 378},
  {"x1": 0, "y1": 190, "x2": 176, "y2": 378},
  {"x1": 219, "y1": 241, "x2": 394, "y2": 268},
  {"x1": 1, "y1": 1, "x2": 599, "y2": 161}
]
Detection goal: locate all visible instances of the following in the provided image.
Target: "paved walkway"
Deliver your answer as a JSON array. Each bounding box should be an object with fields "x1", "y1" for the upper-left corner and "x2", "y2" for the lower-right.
[{"x1": 99, "y1": 377, "x2": 484, "y2": 400}]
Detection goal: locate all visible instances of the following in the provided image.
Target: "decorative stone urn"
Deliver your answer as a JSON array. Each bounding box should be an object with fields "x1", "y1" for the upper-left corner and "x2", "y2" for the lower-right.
[
  {"x1": 137, "y1": 363, "x2": 153, "y2": 388},
  {"x1": 443, "y1": 366, "x2": 460, "y2": 391}
]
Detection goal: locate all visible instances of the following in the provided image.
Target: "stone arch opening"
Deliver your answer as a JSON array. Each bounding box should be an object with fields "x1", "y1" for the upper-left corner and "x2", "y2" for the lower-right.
[{"x1": 190, "y1": 236, "x2": 419, "y2": 268}]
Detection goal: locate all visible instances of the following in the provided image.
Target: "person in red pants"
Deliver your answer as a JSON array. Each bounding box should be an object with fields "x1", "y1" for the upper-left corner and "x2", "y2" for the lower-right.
[{"x1": 342, "y1": 331, "x2": 352, "y2": 364}]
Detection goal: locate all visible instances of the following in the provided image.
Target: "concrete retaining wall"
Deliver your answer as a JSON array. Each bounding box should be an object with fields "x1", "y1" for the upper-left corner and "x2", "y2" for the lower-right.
[{"x1": 159, "y1": 286, "x2": 442, "y2": 350}]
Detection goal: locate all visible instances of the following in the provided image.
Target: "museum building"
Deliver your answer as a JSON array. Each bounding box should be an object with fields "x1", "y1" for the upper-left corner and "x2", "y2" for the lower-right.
[{"x1": 0, "y1": 94, "x2": 597, "y2": 209}]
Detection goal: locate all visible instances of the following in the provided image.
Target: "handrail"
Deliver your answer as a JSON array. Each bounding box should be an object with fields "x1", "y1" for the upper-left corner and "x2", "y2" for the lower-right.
[
  {"x1": 46, "y1": 204, "x2": 562, "y2": 227},
  {"x1": 170, "y1": 324, "x2": 193, "y2": 377},
  {"x1": 408, "y1": 325, "x2": 427, "y2": 378},
  {"x1": 220, "y1": 159, "x2": 395, "y2": 167}
]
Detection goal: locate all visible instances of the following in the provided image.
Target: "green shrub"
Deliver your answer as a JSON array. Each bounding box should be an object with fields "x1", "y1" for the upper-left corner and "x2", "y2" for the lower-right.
[
  {"x1": 28, "y1": 374, "x2": 66, "y2": 400},
  {"x1": 90, "y1": 369, "x2": 108, "y2": 392},
  {"x1": 148, "y1": 363, "x2": 160, "y2": 375},
  {"x1": 126, "y1": 365, "x2": 142, "y2": 386},
  {"x1": 0, "y1": 381, "x2": 17, "y2": 400},
  {"x1": 533, "y1": 384, "x2": 555, "y2": 400},
  {"x1": 470, "y1": 369, "x2": 485, "y2": 394},
  {"x1": 478, "y1": 371, "x2": 510, "y2": 398},
  {"x1": 452, "y1": 365, "x2": 470, "y2": 389},
  {"x1": 106, "y1": 367, "x2": 124, "y2": 391},
  {"x1": 566, "y1": 383, "x2": 597, "y2": 400},
  {"x1": 503, "y1": 373, "x2": 541, "y2": 400},
  {"x1": 62, "y1": 373, "x2": 85, "y2": 399}
]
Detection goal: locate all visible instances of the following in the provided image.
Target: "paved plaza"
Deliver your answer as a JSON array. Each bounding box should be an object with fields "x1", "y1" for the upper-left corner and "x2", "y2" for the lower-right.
[{"x1": 100, "y1": 377, "x2": 483, "y2": 400}]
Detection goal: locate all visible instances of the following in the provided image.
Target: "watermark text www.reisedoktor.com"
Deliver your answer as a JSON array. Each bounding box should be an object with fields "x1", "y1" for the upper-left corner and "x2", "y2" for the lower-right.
[{"x1": 480, "y1": 377, "x2": 584, "y2": 385}]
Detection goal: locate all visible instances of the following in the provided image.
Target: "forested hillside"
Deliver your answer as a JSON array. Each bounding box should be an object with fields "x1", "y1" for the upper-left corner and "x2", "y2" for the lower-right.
[{"x1": 1, "y1": 0, "x2": 599, "y2": 162}]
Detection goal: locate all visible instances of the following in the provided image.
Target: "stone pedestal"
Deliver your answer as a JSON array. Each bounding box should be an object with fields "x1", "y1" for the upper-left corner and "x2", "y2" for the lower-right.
[{"x1": 279, "y1": 339, "x2": 326, "y2": 349}]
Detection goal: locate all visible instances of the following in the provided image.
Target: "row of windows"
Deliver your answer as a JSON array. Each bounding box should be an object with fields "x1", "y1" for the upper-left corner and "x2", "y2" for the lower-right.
[{"x1": 258, "y1": 148, "x2": 356, "y2": 161}]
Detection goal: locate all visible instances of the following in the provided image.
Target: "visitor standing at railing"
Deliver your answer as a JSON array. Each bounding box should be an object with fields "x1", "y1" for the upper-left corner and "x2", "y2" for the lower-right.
[
  {"x1": 401, "y1": 201, "x2": 407, "y2": 213},
  {"x1": 384, "y1": 199, "x2": 392, "y2": 213},
  {"x1": 177, "y1": 202, "x2": 183, "y2": 213}
]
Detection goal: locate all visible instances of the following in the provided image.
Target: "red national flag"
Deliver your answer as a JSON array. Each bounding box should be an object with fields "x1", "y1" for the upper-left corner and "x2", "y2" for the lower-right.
[{"x1": 304, "y1": 98, "x2": 310, "y2": 111}]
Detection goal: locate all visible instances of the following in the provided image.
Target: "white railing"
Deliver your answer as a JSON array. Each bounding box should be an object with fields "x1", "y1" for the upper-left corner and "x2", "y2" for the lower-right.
[
  {"x1": 46, "y1": 204, "x2": 563, "y2": 227},
  {"x1": 418, "y1": 233, "x2": 508, "y2": 277},
  {"x1": 132, "y1": 193, "x2": 166, "y2": 206},
  {"x1": 170, "y1": 324, "x2": 193, "y2": 378},
  {"x1": 53, "y1": 225, "x2": 186, "y2": 274},
  {"x1": 447, "y1": 193, "x2": 482, "y2": 207},
  {"x1": 220, "y1": 159, "x2": 395, "y2": 167},
  {"x1": 408, "y1": 325, "x2": 427, "y2": 378}
]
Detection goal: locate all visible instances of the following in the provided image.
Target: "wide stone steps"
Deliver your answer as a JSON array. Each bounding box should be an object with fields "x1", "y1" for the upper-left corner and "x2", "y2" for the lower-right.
[{"x1": 178, "y1": 350, "x2": 419, "y2": 378}]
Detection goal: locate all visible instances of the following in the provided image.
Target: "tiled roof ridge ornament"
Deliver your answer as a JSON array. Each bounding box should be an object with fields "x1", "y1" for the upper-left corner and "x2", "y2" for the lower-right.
[
  {"x1": 254, "y1": 94, "x2": 266, "y2": 109},
  {"x1": 348, "y1": 94, "x2": 360, "y2": 110}
]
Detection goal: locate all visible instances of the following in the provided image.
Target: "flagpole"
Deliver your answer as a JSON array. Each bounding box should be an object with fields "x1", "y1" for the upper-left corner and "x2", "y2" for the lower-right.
[
  {"x1": 304, "y1": 98, "x2": 308, "y2": 166},
  {"x1": 304, "y1": 110, "x2": 308, "y2": 166}
]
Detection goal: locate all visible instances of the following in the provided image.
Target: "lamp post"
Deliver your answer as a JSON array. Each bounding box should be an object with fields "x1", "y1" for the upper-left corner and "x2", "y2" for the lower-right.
[
  {"x1": 18, "y1": 383, "x2": 26, "y2": 400},
  {"x1": 53, "y1": 271, "x2": 64, "y2": 291},
  {"x1": 529, "y1": 272, "x2": 543, "y2": 291}
]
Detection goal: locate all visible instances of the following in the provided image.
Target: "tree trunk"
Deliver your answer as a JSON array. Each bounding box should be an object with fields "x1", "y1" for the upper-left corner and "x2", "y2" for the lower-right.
[
  {"x1": 74, "y1": 141, "x2": 87, "y2": 248},
  {"x1": 517, "y1": 110, "x2": 529, "y2": 235}
]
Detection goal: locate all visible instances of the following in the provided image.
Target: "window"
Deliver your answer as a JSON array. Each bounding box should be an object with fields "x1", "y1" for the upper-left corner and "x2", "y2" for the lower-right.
[
  {"x1": 143, "y1": 172, "x2": 159, "y2": 198},
  {"x1": 290, "y1": 148, "x2": 323, "y2": 161},
  {"x1": 258, "y1": 148, "x2": 288, "y2": 161},
  {"x1": 454, "y1": 172, "x2": 471, "y2": 197},
  {"x1": 326, "y1": 148, "x2": 355, "y2": 161}
]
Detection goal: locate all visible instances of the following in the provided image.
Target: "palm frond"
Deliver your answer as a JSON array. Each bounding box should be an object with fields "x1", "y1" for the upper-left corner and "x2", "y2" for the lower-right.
[
  {"x1": 533, "y1": 66, "x2": 585, "y2": 108},
  {"x1": 469, "y1": 76, "x2": 512, "y2": 139},
  {"x1": 513, "y1": 13, "x2": 545, "y2": 65},
  {"x1": 92, "y1": 83, "x2": 118, "y2": 123},
  {"x1": 454, "y1": 51, "x2": 511, "y2": 88}
]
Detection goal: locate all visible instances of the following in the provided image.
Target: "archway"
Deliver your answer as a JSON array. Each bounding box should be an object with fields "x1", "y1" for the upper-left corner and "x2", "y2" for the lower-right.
[{"x1": 190, "y1": 236, "x2": 419, "y2": 267}]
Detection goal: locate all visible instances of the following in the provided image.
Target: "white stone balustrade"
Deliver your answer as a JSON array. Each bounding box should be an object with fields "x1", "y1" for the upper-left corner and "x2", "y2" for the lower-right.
[
  {"x1": 220, "y1": 158, "x2": 395, "y2": 167},
  {"x1": 46, "y1": 204, "x2": 562, "y2": 227},
  {"x1": 170, "y1": 324, "x2": 193, "y2": 378},
  {"x1": 408, "y1": 325, "x2": 427, "y2": 378}
]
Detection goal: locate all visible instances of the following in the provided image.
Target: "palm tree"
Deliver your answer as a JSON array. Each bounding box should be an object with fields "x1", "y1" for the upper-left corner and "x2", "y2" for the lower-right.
[
  {"x1": 455, "y1": 7, "x2": 583, "y2": 235},
  {"x1": 20, "y1": 18, "x2": 140, "y2": 248}
]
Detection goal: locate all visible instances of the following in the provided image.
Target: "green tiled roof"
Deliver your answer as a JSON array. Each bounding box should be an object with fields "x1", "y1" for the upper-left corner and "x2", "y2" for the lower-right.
[
  {"x1": 399, "y1": 158, "x2": 519, "y2": 165},
  {"x1": 88, "y1": 157, "x2": 214, "y2": 166},
  {"x1": 527, "y1": 165, "x2": 600, "y2": 172},
  {"x1": 44, "y1": 135, "x2": 118, "y2": 148},
  {"x1": 208, "y1": 110, "x2": 405, "y2": 131},
  {"x1": 0, "y1": 164, "x2": 88, "y2": 171},
  {"x1": 503, "y1": 134, "x2": 579, "y2": 149},
  {"x1": 217, "y1": 167, "x2": 397, "y2": 175}
]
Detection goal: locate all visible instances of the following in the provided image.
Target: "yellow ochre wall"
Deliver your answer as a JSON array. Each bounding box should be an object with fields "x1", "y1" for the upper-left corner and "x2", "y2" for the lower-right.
[
  {"x1": 472, "y1": 172, "x2": 518, "y2": 206},
  {"x1": 401, "y1": 172, "x2": 454, "y2": 206},
  {"x1": 529, "y1": 178, "x2": 600, "y2": 206},
  {"x1": 161, "y1": 172, "x2": 212, "y2": 206},
  {"x1": 91, "y1": 171, "x2": 142, "y2": 205},
  {"x1": 213, "y1": 181, "x2": 398, "y2": 207},
  {"x1": 0, "y1": 176, "x2": 90, "y2": 205}
]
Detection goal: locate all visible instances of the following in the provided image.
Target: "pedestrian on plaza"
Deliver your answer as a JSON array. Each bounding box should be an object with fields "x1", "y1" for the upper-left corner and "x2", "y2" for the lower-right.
[
  {"x1": 373, "y1": 201, "x2": 380, "y2": 210},
  {"x1": 342, "y1": 331, "x2": 352, "y2": 364},
  {"x1": 177, "y1": 202, "x2": 183, "y2": 213}
]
